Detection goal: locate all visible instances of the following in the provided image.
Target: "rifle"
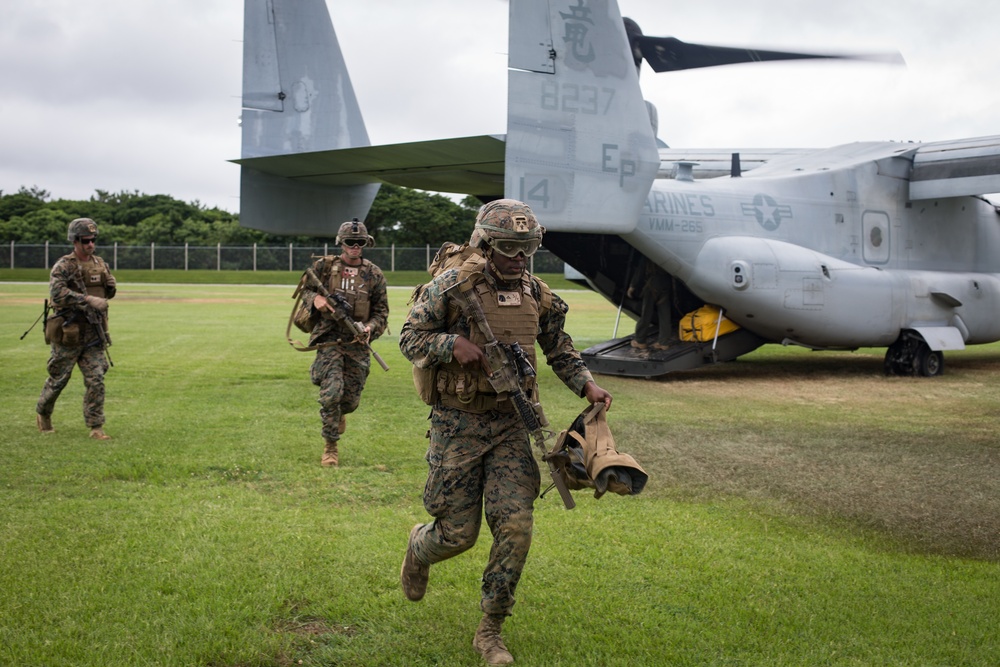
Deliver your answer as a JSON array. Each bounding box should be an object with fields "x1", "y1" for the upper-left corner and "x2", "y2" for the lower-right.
[
  {"x1": 20, "y1": 299, "x2": 49, "y2": 340},
  {"x1": 303, "y1": 267, "x2": 389, "y2": 372},
  {"x1": 75, "y1": 263, "x2": 113, "y2": 367},
  {"x1": 84, "y1": 305, "x2": 113, "y2": 367},
  {"x1": 453, "y1": 283, "x2": 576, "y2": 510}
]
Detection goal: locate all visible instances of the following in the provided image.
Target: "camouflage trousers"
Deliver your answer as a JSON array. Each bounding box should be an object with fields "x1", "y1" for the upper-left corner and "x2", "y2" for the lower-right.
[
  {"x1": 310, "y1": 342, "x2": 371, "y2": 442},
  {"x1": 410, "y1": 406, "x2": 541, "y2": 617},
  {"x1": 37, "y1": 342, "x2": 110, "y2": 428},
  {"x1": 635, "y1": 287, "x2": 674, "y2": 345}
]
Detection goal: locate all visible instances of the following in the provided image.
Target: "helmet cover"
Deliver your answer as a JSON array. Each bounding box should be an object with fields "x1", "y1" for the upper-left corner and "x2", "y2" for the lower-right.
[
  {"x1": 67, "y1": 218, "x2": 98, "y2": 242},
  {"x1": 335, "y1": 218, "x2": 374, "y2": 247},
  {"x1": 470, "y1": 199, "x2": 543, "y2": 255}
]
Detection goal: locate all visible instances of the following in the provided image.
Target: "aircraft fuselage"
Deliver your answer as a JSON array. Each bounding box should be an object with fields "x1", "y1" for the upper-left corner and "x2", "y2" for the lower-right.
[{"x1": 626, "y1": 142, "x2": 1000, "y2": 349}]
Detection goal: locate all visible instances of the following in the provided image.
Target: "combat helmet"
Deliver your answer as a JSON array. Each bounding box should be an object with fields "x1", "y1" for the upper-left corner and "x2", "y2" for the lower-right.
[
  {"x1": 335, "y1": 218, "x2": 374, "y2": 247},
  {"x1": 470, "y1": 199, "x2": 544, "y2": 258},
  {"x1": 67, "y1": 218, "x2": 99, "y2": 243}
]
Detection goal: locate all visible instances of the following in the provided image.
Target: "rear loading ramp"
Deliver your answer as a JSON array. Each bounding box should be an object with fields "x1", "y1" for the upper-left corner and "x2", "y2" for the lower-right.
[{"x1": 582, "y1": 329, "x2": 766, "y2": 378}]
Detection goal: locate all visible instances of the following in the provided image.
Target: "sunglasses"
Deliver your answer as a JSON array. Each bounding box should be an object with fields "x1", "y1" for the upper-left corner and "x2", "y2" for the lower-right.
[
  {"x1": 78, "y1": 237, "x2": 96, "y2": 245},
  {"x1": 342, "y1": 239, "x2": 365, "y2": 247},
  {"x1": 488, "y1": 237, "x2": 540, "y2": 258}
]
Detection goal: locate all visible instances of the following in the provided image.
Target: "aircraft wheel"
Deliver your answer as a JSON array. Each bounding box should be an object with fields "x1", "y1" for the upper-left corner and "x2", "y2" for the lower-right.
[
  {"x1": 882, "y1": 350, "x2": 899, "y2": 375},
  {"x1": 914, "y1": 344, "x2": 944, "y2": 377},
  {"x1": 883, "y1": 339, "x2": 915, "y2": 376}
]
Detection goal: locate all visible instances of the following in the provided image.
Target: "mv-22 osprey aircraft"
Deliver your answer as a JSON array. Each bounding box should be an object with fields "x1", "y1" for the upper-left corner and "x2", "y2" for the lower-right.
[{"x1": 234, "y1": 0, "x2": 1000, "y2": 378}]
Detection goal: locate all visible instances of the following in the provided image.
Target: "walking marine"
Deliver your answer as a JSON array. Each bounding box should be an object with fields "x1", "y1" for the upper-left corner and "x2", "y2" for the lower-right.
[
  {"x1": 628, "y1": 256, "x2": 677, "y2": 351},
  {"x1": 297, "y1": 219, "x2": 388, "y2": 467},
  {"x1": 36, "y1": 218, "x2": 116, "y2": 440},
  {"x1": 398, "y1": 199, "x2": 612, "y2": 665}
]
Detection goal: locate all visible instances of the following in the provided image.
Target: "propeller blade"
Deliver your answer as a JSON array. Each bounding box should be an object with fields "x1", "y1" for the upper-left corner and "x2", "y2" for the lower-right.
[{"x1": 636, "y1": 35, "x2": 904, "y2": 73}]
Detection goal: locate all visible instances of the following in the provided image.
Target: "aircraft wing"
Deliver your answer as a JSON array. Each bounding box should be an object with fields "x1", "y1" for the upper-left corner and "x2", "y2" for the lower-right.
[
  {"x1": 660, "y1": 139, "x2": 1000, "y2": 196},
  {"x1": 233, "y1": 135, "x2": 507, "y2": 197},
  {"x1": 910, "y1": 135, "x2": 1000, "y2": 199},
  {"x1": 656, "y1": 148, "x2": 814, "y2": 179},
  {"x1": 235, "y1": 137, "x2": 812, "y2": 197}
]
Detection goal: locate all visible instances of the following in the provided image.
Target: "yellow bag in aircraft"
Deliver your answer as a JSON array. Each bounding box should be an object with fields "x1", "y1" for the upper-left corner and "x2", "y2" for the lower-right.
[{"x1": 679, "y1": 305, "x2": 740, "y2": 342}]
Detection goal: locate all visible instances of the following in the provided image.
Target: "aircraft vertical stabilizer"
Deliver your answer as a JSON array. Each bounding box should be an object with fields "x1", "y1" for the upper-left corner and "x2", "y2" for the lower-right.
[
  {"x1": 239, "y1": 0, "x2": 379, "y2": 235},
  {"x1": 505, "y1": 0, "x2": 659, "y2": 233}
]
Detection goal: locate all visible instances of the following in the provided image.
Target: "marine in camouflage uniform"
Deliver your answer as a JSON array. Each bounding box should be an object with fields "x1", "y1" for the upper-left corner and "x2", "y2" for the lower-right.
[
  {"x1": 300, "y1": 219, "x2": 388, "y2": 466},
  {"x1": 36, "y1": 218, "x2": 116, "y2": 440},
  {"x1": 398, "y1": 200, "x2": 612, "y2": 666}
]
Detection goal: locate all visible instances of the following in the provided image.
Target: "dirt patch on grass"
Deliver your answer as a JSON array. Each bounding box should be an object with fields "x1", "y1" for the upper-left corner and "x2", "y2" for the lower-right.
[
  {"x1": 0, "y1": 296, "x2": 48, "y2": 306},
  {"x1": 273, "y1": 617, "x2": 357, "y2": 637},
  {"x1": 614, "y1": 352, "x2": 1000, "y2": 560}
]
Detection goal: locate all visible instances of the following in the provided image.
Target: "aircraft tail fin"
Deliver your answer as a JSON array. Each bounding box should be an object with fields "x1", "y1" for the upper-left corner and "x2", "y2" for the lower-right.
[
  {"x1": 239, "y1": 0, "x2": 378, "y2": 235},
  {"x1": 505, "y1": 0, "x2": 659, "y2": 233}
]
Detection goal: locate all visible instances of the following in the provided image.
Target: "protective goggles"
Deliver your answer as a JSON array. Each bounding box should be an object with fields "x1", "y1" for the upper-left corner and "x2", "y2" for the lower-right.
[
  {"x1": 488, "y1": 237, "x2": 541, "y2": 258},
  {"x1": 341, "y1": 239, "x2": 366, "y2": 247},
  {"x1": 78, "y1": 237, "x2": 96, "y2": 245}
]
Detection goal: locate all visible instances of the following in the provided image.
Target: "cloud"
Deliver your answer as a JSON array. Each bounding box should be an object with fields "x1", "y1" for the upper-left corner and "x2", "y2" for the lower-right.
[{"x1": 2, "y1": 0, "x2": 997, "y2": 213}]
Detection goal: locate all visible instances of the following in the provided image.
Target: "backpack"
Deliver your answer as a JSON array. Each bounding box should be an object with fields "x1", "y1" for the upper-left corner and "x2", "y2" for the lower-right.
[{"x1": 427, "y1": 241, "x2": 479, "y2": 276}]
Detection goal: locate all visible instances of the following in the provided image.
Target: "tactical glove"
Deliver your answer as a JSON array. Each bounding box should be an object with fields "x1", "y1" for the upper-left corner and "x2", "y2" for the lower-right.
[{"x1": 84, "y1": 295, "x2": 108, "y2": 312}]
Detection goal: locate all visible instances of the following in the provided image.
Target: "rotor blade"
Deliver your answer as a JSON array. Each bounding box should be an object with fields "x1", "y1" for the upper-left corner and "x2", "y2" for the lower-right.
[{"x1": 637, "y1": 36, "x2": 904, "y2": 73}]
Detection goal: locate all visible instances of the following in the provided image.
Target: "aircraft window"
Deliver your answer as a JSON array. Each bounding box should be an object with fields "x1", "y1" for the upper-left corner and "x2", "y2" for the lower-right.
[
  {"x1": 862, "y1": 211, "x2": 890, "y2": 264},
  {"x1": 870, "y1": 227, "x2": 883, "y2": 247}
]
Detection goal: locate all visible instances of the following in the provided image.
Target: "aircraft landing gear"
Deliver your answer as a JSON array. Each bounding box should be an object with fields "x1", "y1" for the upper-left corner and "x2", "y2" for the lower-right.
[{"x1": 883, "y1": 332, "x2": 944, "y2": 377}]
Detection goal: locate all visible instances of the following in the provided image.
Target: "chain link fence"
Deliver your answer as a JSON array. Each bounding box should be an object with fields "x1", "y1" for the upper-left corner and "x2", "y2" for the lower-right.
[{"x1": 3, "y1": 242, "x2": 566, "y2": 273}]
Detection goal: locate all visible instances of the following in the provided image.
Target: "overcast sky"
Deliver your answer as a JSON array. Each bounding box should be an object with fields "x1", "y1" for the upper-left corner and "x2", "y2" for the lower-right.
[{"x1": 3, "y1": 0, "x2": 997, "y2": 214}]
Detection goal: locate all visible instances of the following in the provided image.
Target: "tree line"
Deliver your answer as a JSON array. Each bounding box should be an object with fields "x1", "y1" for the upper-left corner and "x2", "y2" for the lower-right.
[{"x1": 0, "y1": 185, "x2": 480, "y2": 247}]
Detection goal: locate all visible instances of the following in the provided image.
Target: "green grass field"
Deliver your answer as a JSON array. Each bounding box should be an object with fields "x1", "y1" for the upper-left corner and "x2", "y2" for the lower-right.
[{"x1": 2, "y1": 277, "x2": 999, "y2": 666}]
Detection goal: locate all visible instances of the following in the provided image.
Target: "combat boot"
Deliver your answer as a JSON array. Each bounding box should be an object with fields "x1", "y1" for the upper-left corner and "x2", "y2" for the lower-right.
[
  {"x1": 473, "y1": 614, "x2": 514, "y2": 666},
  {"x1": 400, "y1": 524, "x2": 429, "y2": 601},
  {"x1": 322, "y1": 440, "x2": 339, "y2": 467},
  {"x1": 338, "y1": 415, "x2": 347, "y2": 434},
  {"x1": 36, "y1": 413, "x2": 55, "y2": 434},
  {"x1": 89, "y1": 426, "x2": 111, "y2": 441}
]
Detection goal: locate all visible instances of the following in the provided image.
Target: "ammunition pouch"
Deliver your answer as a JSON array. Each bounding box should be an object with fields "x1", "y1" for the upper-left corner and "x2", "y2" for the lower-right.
[
  {"x1": 290, "y1": 272, "x2": 319, "y2": 334},
  {"x1": 412, "y1": 366, "x2": 515, "y2": 410},
  {"x1": 549, "y1": 403, "x2": 648, "y2": 498},
  {"x1": 44, "y1": 315, "x2": 64, "y2": 345},
  {"x1": 412, "y1": 366, "x2": 439, "y2": 406},
  {"x1": 61, "y1": 320, "x2": 81, "y2": 347},
  {"x1": 350, "y1": 289, "x2": 371, "y2": 323},
  {"x1": 286, "y1": 272, "x2": 325, "y2": 351},
  {"x1": 438, "y1": 389, "x2": 516, "y2": 414},
  {"x1": 293, "y1": 300, "x2": 316, "y2": 333},
  {"x1": 431, "y1": 365, "x2": 534, "y2": 414},
  {"x1": 47, "y1": 309, "x2": 85, "y2": 347}
]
